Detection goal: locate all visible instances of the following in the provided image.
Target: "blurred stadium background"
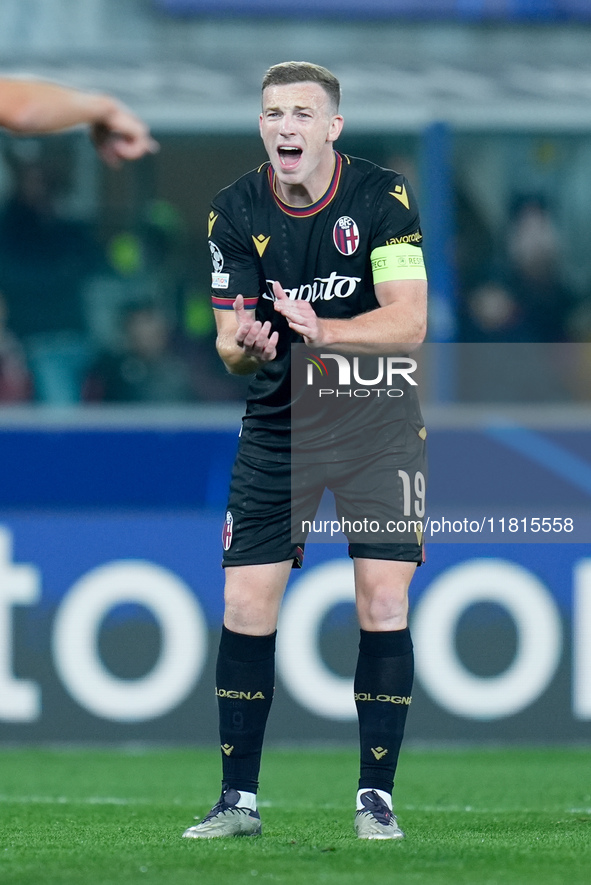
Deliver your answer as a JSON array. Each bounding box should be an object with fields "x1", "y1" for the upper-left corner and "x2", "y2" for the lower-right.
[{"x1": 0, "y1": 0, "x2": 590, "y2": 746}]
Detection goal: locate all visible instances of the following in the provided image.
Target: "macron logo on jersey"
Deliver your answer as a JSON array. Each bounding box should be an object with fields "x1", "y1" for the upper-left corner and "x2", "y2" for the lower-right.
[{"x1": 263, "y1": 272, "x2": 361, "y2": 303}]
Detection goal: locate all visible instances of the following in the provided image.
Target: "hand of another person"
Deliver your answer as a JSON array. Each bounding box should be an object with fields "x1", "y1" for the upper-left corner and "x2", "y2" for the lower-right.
[{"x1": 91, "y1": 102, "x2": 159, "y2": 167}]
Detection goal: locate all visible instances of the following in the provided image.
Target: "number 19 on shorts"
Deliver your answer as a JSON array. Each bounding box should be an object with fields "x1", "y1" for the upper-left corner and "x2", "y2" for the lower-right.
[{"x1": 398, "y1": 469, "x2": 426, "y2": 518}]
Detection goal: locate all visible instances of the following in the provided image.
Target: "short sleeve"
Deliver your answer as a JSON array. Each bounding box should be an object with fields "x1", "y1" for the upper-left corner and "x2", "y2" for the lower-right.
[
  {"x1": 369, "y1": 174, "x2": 423, "y2": 252},
  {"x1": 208, "y1": 202, "x2": 261, "y2": 311}
]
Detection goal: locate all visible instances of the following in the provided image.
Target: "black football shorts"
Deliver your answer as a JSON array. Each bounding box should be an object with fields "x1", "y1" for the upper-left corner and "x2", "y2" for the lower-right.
[{"x1": 221, "y1": 432, "x2": 426, "y2": 568}]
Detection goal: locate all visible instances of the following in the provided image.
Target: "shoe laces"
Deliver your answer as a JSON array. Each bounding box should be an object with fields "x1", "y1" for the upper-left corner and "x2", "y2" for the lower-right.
[
  {"x1": 202, "y1": 786, "x2": 242, "y2": 821},
  {"x1": 359, "y1": 790, "x2": 393, "y2": 825}
]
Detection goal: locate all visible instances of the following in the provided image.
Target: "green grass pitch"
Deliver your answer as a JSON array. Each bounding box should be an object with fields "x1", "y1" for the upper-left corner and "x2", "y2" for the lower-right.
[{"x1": 0, "y1": 746, "x2": 590, "y2": 884}]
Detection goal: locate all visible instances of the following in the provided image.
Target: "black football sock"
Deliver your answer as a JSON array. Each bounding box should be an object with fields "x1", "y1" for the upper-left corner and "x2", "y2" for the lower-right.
[
  {"x1": 216, "y1": 625, "x2": 276, "y2": 794},
  {"x1": 354, "y1": 627, "x2": 414, "y2": 795}
]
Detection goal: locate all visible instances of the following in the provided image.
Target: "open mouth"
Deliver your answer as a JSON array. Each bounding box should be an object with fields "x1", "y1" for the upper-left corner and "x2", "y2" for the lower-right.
[{"x1": 278, "y1": 146, "x2": 303, "y2": 169}]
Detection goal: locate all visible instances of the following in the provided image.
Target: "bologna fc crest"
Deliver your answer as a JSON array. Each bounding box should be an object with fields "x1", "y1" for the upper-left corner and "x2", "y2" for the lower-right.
[
  {"x1": 222, "y1": 510, "x2": 233, "y2": 551},
  {"x1": 333, "y1": 216, "x2": 360, "y2": 256}
]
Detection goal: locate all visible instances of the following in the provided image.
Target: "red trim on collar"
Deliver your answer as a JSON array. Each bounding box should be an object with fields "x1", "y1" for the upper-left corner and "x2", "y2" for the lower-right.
[{"x1": 267, "y1": 152, "x2": 343, "y2": 218}]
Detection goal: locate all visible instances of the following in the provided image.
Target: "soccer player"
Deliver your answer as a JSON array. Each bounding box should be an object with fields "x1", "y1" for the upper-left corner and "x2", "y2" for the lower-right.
[
  {"x1": 183, "y1": 62, "x2": 427, "y2": 841},
  {"x1": 0, "y1": 77, "x2": 157, "y2": 165}
]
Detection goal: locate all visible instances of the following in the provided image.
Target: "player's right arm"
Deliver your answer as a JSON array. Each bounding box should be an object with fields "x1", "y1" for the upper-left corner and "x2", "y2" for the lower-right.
[
  {"x1": 215, "y1": 295, "x2": 278, "y2": 375},
  {"x1": 209, "y1": 190, "x2": 279, "y2": 374}
]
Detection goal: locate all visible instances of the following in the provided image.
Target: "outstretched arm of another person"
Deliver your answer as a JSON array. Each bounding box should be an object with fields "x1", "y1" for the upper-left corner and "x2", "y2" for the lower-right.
[
  {"x1": 272, "y1": 278, "x2": 427, "y2": 352},
  {"x1": 0, "y1": 78, "x2": 158, "y2": 166},
  {"x1": 215, "y1": 295, "x2": 279, "y2": 375}
]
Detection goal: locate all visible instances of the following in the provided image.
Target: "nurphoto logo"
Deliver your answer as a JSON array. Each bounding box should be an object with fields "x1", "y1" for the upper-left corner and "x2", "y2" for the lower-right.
[{"x1": 305, "y1": 353, "x2": 417, "y2": 398}]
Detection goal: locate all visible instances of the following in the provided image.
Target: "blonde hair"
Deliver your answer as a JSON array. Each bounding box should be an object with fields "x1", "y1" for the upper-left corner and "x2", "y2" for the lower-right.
[{"x1": 262, "y1": 62, "x2": 341, "y2": 112}]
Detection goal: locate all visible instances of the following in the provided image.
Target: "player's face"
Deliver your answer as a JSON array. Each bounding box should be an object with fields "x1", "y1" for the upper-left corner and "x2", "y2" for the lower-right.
[{"x1": 259, "y1": 82, "x2": 343, "y2": 201}]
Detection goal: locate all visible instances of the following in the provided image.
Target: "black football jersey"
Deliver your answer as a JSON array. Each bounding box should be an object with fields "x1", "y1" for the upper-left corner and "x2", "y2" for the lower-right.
[{"x1": 208, "y1": 151, "x2": 424, "y2": 449}]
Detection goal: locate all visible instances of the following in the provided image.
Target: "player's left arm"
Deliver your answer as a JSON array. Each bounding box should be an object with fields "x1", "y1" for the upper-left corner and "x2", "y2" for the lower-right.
[
  {"x1": 272, "y1": 275, "x2": 427, "y2": 352},
  {"x1": 274, "y1": 173, "x2": 427, "y2": 351}
]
